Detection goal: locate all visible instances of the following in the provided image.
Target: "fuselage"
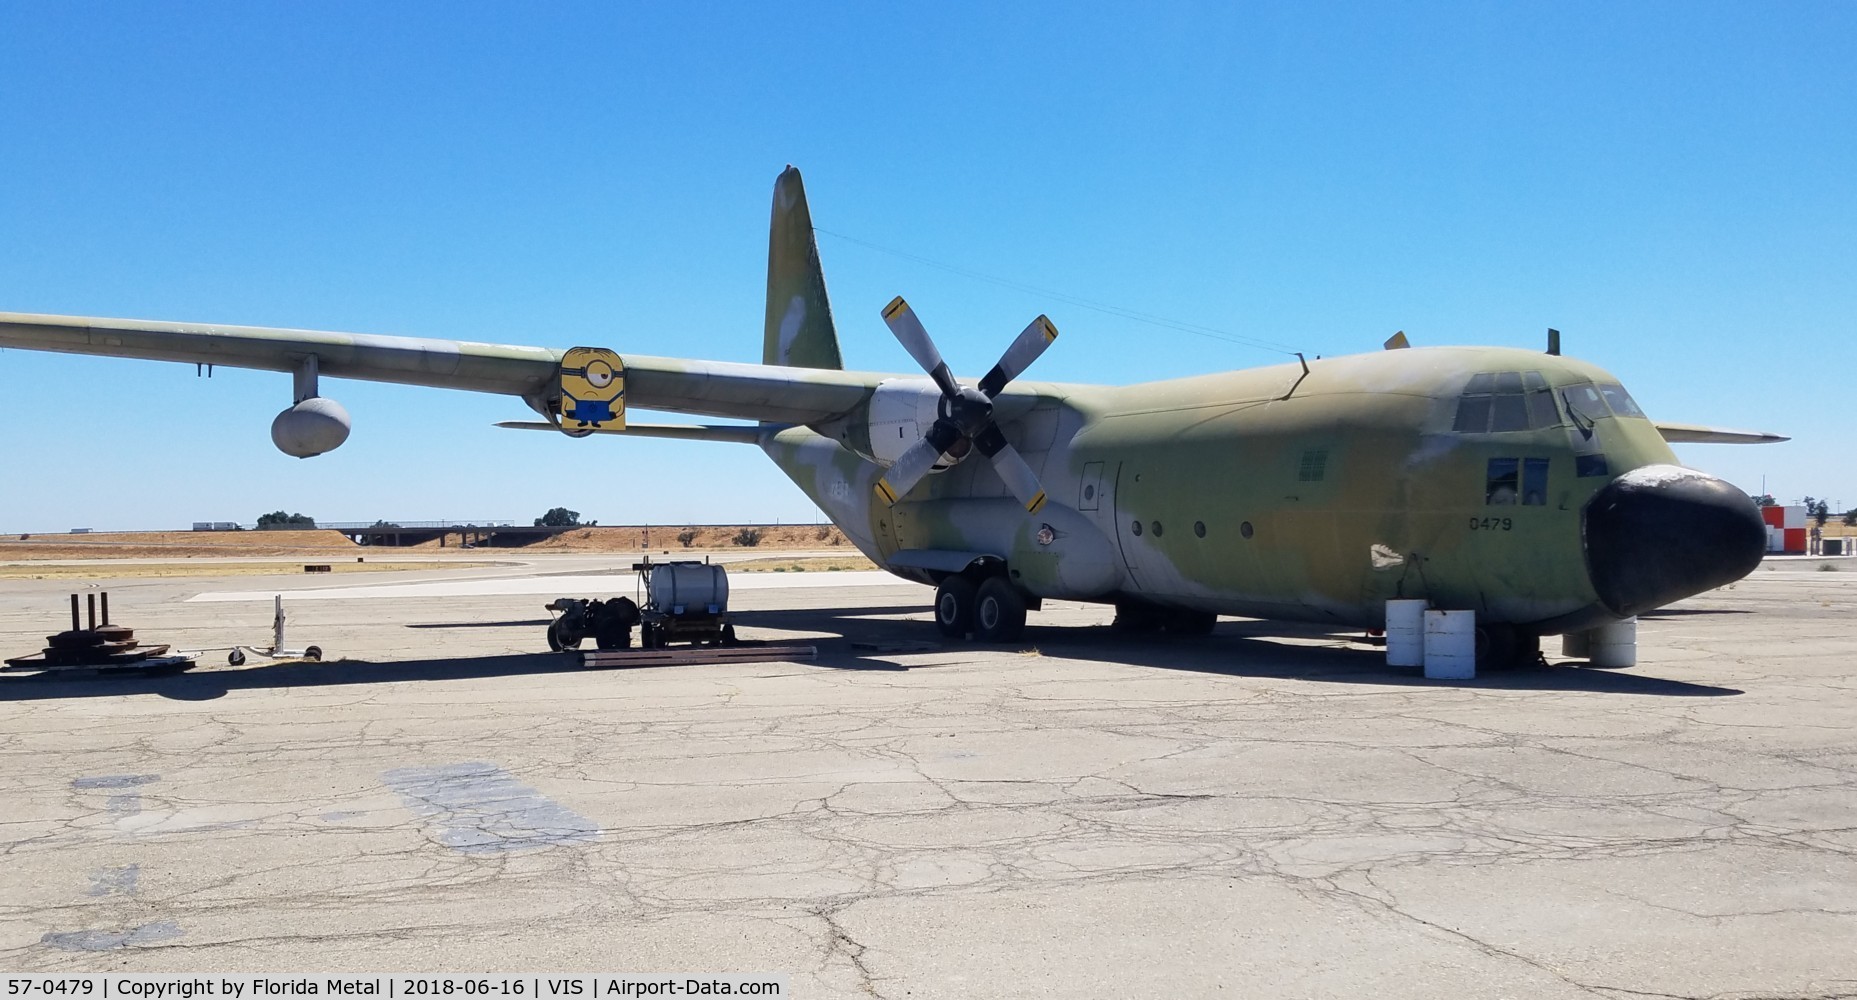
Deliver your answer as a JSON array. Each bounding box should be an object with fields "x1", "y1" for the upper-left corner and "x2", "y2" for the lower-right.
[{"x1": 763, "y1": 345, "x2": 1766, "y2": 635}]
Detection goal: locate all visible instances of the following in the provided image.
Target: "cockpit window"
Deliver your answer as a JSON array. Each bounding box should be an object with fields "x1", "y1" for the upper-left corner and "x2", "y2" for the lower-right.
[
  {"x1": 1561, "y1": 384, "x2": 1610, "y2": 428},
  {"x1": 1597, "y1": 383, "x2": 1644, "y2": 418},
  {"x1": 1454, "y1": 371, "x2": 1563, "y2": 433}
]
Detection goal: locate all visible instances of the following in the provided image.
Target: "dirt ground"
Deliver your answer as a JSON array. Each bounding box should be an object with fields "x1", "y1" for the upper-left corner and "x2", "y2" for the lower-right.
[
  {"x1": 0, "y1": 561, "x2": 497, "y2": 580},
  {"x1": 0, "y1": 525, "x2": 850, "y2": 561}
]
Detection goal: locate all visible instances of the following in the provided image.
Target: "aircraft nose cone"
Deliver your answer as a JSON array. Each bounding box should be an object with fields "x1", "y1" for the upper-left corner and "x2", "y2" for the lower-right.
[{"x1": 1584, "y1": 464, "x2": 1767, "y2": 617}]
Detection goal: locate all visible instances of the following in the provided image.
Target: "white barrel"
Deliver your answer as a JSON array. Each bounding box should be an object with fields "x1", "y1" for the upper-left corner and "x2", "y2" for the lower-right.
[
  {"x1": 1588, "y1": 618, "x2": 1637, "y2": 668},
  {"x1": 1561, "y1": 630, "x2": 1591, "y2": 658},
  {"x1": 1423, "y1": 610, "x2": 1476, "y2": 680},
  {"x1": 1385, "y1": 599, "x2": 1427, "y2": 667},
  {"x1": 648, "y1": 562, "x2": 730, "y2": 613}
]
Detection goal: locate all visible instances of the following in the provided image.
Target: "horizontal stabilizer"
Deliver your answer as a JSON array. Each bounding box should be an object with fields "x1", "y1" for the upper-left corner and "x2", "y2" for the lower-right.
[
  {"x1": 494, "y1": 421, "x2": 768, "y2": 444},
  {"x1": 1654, "y1": 421, "x2": 1790, "y2": 445}
]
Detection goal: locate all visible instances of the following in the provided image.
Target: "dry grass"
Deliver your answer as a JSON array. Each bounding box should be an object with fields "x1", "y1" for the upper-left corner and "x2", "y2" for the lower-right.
[
  {"x1": 0, "y1": 561, "x2": 494, "y2": 580},
  {"x1": 0, "y1": 525, "x2": 850, "y2": 561},
  {"x1": 726, "y1": 555, "x2": 879, "y2": 573},
  {"x1": 0, "y1": 529, "x2": 362, "y2": 561},
  {"x1": 525, "y1": 524, "x2": 850, "y2": 552}
]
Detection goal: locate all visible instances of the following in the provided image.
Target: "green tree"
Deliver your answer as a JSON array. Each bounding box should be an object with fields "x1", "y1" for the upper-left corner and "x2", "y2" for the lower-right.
[
  {"x1": 256, "y1": 511, "x2": 316, "y2": 530},
  {"x1": 1751, "y1": 494, "x2": 1778, "y2": 507},
  {"x1": 1843, "y1": 508, "x2": 1857, "y2": 527},
  {"x1": 534, "y1": 507, "x2": 582, "y2": 528},
  {"x1": 1802, "y1": 497, "x2": 1830, "y2": 527}
]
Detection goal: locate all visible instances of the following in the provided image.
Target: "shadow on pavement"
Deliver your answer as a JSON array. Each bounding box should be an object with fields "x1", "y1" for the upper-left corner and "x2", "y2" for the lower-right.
[{"x1": 0, "y1": 612, "x2": 1742, "y2": 701}]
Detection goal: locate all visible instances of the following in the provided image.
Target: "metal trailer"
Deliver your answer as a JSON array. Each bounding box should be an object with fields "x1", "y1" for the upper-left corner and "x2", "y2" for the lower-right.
[{"x1": 545, "y1": 558, "x2": 735, "y2": 652}]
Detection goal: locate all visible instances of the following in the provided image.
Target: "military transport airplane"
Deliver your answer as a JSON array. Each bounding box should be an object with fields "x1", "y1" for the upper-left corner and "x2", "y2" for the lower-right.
[{"x1": 0, "y1": 167, "x2": 1784, "y2": 666}]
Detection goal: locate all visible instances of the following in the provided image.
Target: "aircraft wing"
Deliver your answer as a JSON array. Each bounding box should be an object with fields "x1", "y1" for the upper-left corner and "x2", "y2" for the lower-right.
[
  {"x1": 0, "y1": 311, "x2": 878, "y2": 425},
  {"x1": 1653, "y1": 421, "x2": 1790, "y2": 445}
]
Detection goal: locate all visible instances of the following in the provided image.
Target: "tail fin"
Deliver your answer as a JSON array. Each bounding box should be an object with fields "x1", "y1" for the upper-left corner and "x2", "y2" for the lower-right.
[{"x1": 764, "y1": 166, "x2": 843, "y2": 370}]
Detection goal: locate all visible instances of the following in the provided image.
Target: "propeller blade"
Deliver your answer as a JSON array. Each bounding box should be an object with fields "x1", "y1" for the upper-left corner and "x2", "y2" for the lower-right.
[
  {"x1": 978, "y1": 315, "x2": 1058, "y2": 398},
  {"x1": 989, "y1": 442, "x2": 1049, "y2": 514},
  {"x1": 972, "y1": 423, "x2": 1049, "y2": 514},
  {"x1": 874, "y1": 435, "x2": 945, "y2": 507},
  {"x1": 881, "y1": 296, "x2": 960, "y2": 398}
]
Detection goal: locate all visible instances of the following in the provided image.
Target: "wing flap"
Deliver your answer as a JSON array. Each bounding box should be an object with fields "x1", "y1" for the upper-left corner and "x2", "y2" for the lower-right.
[{"x1": 494, "y1": 421, "x2": 767, "y2": 444}]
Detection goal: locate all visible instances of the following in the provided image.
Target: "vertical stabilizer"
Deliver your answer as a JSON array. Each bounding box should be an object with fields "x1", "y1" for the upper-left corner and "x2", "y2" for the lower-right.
[{"x1": 764, "y1": 166, "x2": 843, "y2": 370}]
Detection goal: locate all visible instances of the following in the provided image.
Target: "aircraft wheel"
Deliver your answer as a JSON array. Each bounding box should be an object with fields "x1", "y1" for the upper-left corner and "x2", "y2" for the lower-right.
[
  {"x1": 1164, "y1": 610, "x2": 1217, "y2": 635},
  {"x1": 1476, "y1": 624, "x2": 1537, "y2": 668},
  {"x1": 1112, "y1": 602, "x2": 1165, "y2": 632},
  {"x1": 228, "y1": 649, "x2": 246, "y2": 667},
  {"x1": 548, "y1": 619, "x2": 582, "y2": 652},
  {"x1": 934, "y1": 577, "x2": 978, "y2": 638},
  {"x1": 974, "y1": 578, "x2": 1027, "y2": 643}
]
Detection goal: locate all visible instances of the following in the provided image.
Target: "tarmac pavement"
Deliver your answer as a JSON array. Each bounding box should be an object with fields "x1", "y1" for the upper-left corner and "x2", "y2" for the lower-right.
[{"x1": 0, "y1": 554, "x2": 1852, "y2": 998}]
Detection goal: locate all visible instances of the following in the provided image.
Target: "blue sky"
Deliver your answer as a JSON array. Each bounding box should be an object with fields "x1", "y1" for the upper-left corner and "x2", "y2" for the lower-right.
[{"x1": 2, "y1": 2, "x2": 1853, "y2": 532}]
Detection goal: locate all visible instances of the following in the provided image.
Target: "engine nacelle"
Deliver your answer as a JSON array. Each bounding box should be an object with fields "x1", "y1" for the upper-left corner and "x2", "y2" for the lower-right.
[
  {"x1": 271, "y1": 397, "x2": 351, "y2": 458},
  {"x1": 869, "y1": 378, "x2": 951, "y2": 468}
]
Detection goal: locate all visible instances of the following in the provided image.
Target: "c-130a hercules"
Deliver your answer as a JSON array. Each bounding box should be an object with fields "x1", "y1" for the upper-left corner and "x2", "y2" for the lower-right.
[{"x1": 0, "y1": 167, "x2": 1782, "y2": 666}]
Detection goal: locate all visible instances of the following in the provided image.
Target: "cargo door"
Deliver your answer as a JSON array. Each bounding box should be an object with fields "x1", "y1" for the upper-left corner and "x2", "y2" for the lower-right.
[
  {"x1": 1078, "y1": 461, "x2": 1104, "y2": 511},
  {"x1": 1108, "y1": 461, "x2": 1144, "y2": 590}
]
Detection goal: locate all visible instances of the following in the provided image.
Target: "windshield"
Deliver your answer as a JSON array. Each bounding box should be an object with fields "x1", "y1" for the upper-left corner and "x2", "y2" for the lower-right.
[
  {"x1": 1561, "y1": 383, "x2": 1609, "y2": 428},
  {"x1": 1453, "y1": 370, "x2": 1564, "y2": 433},
  {"x1": 1597, "y1": 382, "x2": 1644, "y2": 418}
]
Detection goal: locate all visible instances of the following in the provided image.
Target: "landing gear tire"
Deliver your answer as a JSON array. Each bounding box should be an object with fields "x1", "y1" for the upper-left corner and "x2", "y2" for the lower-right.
[
  {"x1": 1164, "y1": 610, "x2": 1218, "y2": 635},
  {"x1": 974, "y1": 578, "x2": 1027, "y2": 643},
  {"x1": 1476, "y1": 624, "x2": 1538, "y2": 668},
  {"x1": 227, "y1": 649, "x2": 246, "y2": 667},
  {"x1": 1112, "y1": 602, "x2": 1165, "y2": 632},
  {"x1": 934, "y1": 577, "x2": 978, "y2": 638}
]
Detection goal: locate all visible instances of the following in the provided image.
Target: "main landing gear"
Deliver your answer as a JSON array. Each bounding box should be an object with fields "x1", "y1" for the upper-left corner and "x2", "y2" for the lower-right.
[
  {"x1": 935, "y1": 575, "x2": 1028, "y2": 642},
  {"x1": 1474, "y1": 622, "x2": 1543, "y2": 669},
  {"x1": 1112, "y1": 600, "x2": 1217, "y2": 635}
]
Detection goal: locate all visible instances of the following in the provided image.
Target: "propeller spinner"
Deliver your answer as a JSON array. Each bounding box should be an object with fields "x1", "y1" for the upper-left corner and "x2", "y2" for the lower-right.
[{"x1": 873, "y1": 297, "x2": 1057, "y2": 514}]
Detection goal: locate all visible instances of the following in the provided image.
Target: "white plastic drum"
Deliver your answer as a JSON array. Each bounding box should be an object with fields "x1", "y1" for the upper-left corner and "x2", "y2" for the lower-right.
[
  {"x1": 647, "y1": 562, "x2": 730, "y2": 613},
  {"x1": 1385, "y1": 599, "x2": 1427, "y2": 667},
  {"x1": 1587, "y1": 618, "x2": 1637, "y2": 668},
  {"x1": 1423, "y1": 609, "x2": 1476, "y2": 680}
]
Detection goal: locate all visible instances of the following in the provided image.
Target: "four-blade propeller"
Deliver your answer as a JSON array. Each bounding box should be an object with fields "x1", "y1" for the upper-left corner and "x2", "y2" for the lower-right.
[{"x1": 873, "y1": 296, "x2": 1057, "y2": 514}]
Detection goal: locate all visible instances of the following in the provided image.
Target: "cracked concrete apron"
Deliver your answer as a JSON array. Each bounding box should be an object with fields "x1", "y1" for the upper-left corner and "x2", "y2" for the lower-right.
[{"x1": 0, "y1": 560, "x2": 1853, "y2": 998}]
